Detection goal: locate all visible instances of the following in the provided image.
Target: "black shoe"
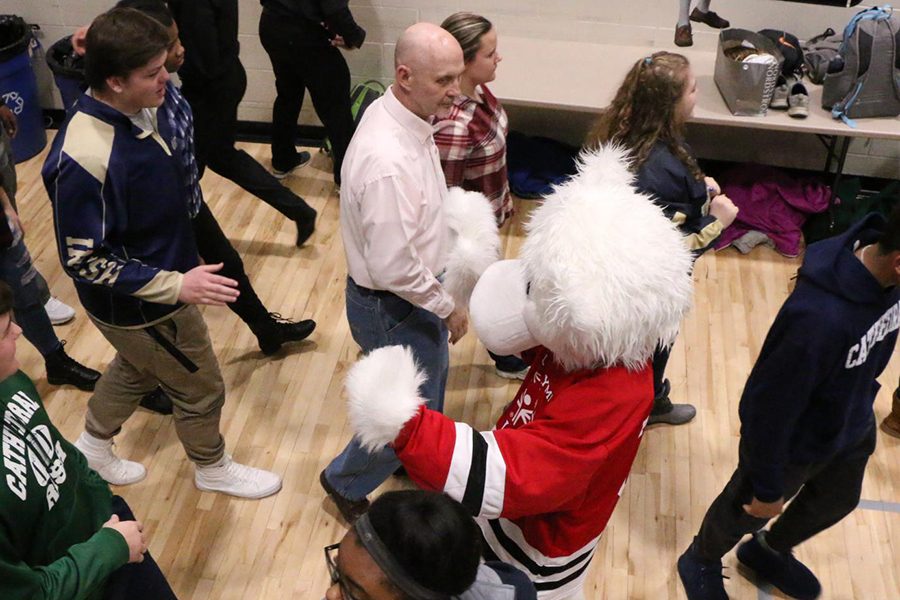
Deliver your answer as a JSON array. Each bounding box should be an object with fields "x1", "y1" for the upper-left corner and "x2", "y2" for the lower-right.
[
  {"x1": 252, "y1": 313, "x2": 316, "y2": 356},
  {"x1": 272, "y1": 151, "x2": 311, "y2": 179},
  {"x1": 45, "y1": 342, "x2": 101, "y2": 391},
  {"x1": 678, "y1": 541, "x2": 729, "y2": 600},
  {"x1": 269, "y1": 188, "x2": 316, "y2": 247},
  {"x1": 296, "y1": 214, "x2": 316, "y2": 247},
  {"x1": 737, "y1": 531, "x2": 821, "y2": 600},
  {"x1": 320, "y1": 469, "x2": 369, "y2": 523},
  {"x1": 139, "y1": 387, "x2": 174, "y2": 415},
  {"x1": 690, "y1": 8, "x2": 730, "y2": 29}
]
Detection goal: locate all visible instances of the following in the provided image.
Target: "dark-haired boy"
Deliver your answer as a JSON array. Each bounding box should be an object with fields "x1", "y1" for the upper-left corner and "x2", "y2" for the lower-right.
[
  {"x1": 42, "y1": 8, "x2": 281, "y2": 499},
  {"x1": 679, "y1": 210, "x2": 900, "y2": 600}
]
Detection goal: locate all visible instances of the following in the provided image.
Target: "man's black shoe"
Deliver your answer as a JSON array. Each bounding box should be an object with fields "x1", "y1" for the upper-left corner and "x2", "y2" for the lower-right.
[
  {"x1": 139, "y1": 387, "x2": 174, "y2": 415},
  {"x1": 272, "y1": 151, "x2": 311, "y2": 179},
  {"x1": 252, "y1": 313, "x2": 316, "y2": 355},
  {"x1": 320, "y1": 469, "x2": 369, "y2": 524},
  {"x1": 45, "y1": 343, "x2": 101, "y2": 391}
]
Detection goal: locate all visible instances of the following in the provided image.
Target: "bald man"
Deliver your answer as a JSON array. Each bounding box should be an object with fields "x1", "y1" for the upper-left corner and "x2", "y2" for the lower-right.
[{"x1": 321, "y1": 23, "x2": 467, "y2": 522}]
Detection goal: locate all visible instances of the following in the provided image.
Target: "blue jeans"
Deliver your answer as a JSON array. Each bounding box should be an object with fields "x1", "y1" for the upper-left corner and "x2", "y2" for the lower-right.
[
  {"x1": 324, "y1": 277, "x2": 448, "y2": 500},
  {"x1": 0, "y1": 235, "x2": 60, "y2": 357}
]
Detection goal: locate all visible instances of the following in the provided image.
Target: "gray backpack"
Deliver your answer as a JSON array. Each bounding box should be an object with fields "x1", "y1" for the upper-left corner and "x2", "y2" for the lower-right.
[{"x1": 822, "y1": 5, "x2": 900, "y2": 125}]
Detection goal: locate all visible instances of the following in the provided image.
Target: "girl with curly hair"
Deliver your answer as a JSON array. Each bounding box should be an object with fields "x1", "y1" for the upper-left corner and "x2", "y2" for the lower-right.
[{"x1": 586, "y1": 51, "x2": 738, "y2": 427}]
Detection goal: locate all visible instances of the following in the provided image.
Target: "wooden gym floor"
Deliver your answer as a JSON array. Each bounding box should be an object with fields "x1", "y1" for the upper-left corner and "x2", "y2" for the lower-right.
[{"x1": 11, "y1": 136, "x2": 899, "y2": 599}]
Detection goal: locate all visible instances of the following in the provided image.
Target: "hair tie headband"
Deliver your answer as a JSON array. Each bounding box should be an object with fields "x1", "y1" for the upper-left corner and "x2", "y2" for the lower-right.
[
  {"x1": 643, "y1": 56, "x2": 653, "y2": 65},
  {"x1": 354, "y1": 513, "x2": 447, "y2": 600}
]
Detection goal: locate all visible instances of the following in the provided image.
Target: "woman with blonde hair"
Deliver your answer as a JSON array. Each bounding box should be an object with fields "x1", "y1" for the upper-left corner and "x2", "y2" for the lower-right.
[
  {"x1": 436, "y1": 12, "x2": 529, "y2": 380},
  {"x1": 587, "y1": 51, "x2": 738, "y2": 426}
]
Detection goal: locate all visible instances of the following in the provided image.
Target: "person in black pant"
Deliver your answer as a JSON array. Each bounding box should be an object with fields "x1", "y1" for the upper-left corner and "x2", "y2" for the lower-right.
[
  {"x1": 167, "y1": 0, "x2": 317, "y2": 247},
  {"x1": 258, "y1": 0, "x2": 365, "y2": 186},
  {"x1": 678, "y1": 210, "x2": 900, "y2": 600}
]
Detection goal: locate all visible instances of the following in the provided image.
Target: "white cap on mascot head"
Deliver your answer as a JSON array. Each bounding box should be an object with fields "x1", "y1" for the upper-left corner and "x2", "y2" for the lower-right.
[
  {"x1": 344, "y1": 145, "x2": 695, "y2": 452},
  {"x1": 470, "y1": 144, "x2": 694, "y2": 372}
]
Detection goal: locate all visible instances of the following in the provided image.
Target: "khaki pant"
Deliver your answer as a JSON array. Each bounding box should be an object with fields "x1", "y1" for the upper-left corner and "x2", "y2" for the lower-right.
[{"x1": 86, "y1": 306, "x2": 226, "y2": 466}]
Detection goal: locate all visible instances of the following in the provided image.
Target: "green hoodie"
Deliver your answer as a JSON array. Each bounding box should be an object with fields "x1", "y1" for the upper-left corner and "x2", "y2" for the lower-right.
[{"x1": 0, "y1": 371, "x2": 129, "y2": 599}]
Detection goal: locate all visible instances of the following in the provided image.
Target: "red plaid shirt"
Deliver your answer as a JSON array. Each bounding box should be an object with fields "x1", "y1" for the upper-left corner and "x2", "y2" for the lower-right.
[{"x1": 434, "y1": 85, "x2": 513, "y2": 225}]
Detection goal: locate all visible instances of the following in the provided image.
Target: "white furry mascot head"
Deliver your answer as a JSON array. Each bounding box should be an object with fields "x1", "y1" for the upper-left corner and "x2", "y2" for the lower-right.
[{"x1": 470, "y1": 144, "x2": 694, "y2": 371}]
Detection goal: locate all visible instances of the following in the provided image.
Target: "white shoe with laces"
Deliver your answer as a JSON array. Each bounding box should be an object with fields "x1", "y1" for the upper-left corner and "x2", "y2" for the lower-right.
[
  {"x1": 194, "y1": 455, "x2": 282, "y2": 499},
  {"x1": 74, "y1": 432, "x2": 147, "y2": 485},
  {"x1": 44, "y1": 297, "x2": 76, "y2": 325}
]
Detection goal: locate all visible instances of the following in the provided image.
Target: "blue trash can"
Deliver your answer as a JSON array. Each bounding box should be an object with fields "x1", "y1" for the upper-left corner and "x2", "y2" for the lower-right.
[
  {"x1": 47, "y1": 35, "x2": 85, "y2": 112},
  {"x1": 0, "y1": 15, "x2": 46, "y2": 163}
]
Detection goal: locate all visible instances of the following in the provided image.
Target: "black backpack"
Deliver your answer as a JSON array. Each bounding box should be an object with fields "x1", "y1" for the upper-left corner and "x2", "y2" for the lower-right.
[{"x1": 758, "y1": 29, "x2": 804, "y2": 76}]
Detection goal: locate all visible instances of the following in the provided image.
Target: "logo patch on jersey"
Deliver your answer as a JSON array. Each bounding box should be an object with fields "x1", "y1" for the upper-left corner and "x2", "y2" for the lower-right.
[
  {"x1": 498, "y1": 353, "x2": 555, "y2": 429},
  {"x1": 2, "y1": 391, "x2": 68, "y2": 509}
]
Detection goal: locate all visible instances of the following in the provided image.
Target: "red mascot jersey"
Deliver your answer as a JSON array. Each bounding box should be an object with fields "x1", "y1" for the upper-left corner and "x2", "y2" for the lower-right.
[{"x1": 393, "y1": 346, "x2": 654, "y2": 599}]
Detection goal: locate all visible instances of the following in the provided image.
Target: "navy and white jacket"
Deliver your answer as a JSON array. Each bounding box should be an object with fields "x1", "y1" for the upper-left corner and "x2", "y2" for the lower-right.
[
  {"x1": 635, "y1": 142, "x2": 722, "y2": 255},
  {"x1": 740, "y1": 214, "x2": 900, "y2": 502},
  {"x1": 42, "y1": 92, "x2": 199, "y2": 327}
]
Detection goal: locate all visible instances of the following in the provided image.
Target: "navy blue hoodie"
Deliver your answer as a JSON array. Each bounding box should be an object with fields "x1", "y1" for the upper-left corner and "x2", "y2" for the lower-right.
[{"x1": 739, "y1": 214, "x2": 900, "y2": 502}]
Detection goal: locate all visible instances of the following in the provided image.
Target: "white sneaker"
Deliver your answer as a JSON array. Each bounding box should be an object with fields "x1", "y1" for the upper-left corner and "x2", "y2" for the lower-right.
[
  {"x1": 787, "y1": 82, "x2": 810, "y2": 119},
  {"x1": 194, "y1": 455, "x2": 282, "y2": 499},
  {"x1": 74, "y1": 432, "x2": 147, "y2": 485},
  {"x1": 44, "y1": 297, "x2": 76, "y2": 325}
]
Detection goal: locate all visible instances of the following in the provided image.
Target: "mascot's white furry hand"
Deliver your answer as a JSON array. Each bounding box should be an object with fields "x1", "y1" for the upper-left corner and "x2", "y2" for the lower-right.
[
  {"x1": 345, "y1": 346, "x2": 429, "y2": 453},
  {"x1": 442, "y1": 187, "x2": 501, "y2": 310}
]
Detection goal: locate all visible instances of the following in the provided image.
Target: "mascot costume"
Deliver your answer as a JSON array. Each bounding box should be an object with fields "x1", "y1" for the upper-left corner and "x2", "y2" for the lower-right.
[{"x1": 342, "y1": 146, "x2": 694, "y2": 599}]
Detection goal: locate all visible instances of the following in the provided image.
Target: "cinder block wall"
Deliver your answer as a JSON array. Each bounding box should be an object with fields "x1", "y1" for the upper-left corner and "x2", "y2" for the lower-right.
[{"x1": 9, "y1": 0, "x2": 897, "y2": 178}]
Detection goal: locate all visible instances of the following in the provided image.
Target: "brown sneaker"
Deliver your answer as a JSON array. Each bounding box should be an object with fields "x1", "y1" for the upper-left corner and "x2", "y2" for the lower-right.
[
  {"x1": 675, "y1": 24, "x2": 693, "y2": 47},
  {"x1": 690, "y1": 8, "x2": 730, "y2": 29},
  {"x1": 319, "y1": 470, "x2": 370, "y2": 523},
  {"x1": 880, "y1": 389, "x2": 900, "y2": 439}
]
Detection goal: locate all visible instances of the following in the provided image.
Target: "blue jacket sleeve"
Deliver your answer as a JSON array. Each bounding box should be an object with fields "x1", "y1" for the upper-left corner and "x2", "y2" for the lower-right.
[
  {"x1": 636, "y1": 148, "x2": 723, "y2": 255},
  {"x1": 48, "y1": 151, "x2": 184, "y2": 305}
]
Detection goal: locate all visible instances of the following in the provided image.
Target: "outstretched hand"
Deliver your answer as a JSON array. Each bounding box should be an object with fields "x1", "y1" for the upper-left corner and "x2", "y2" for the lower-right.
[{"x1": 178, "y1": 263, "x2": 239, "y2": 306}]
